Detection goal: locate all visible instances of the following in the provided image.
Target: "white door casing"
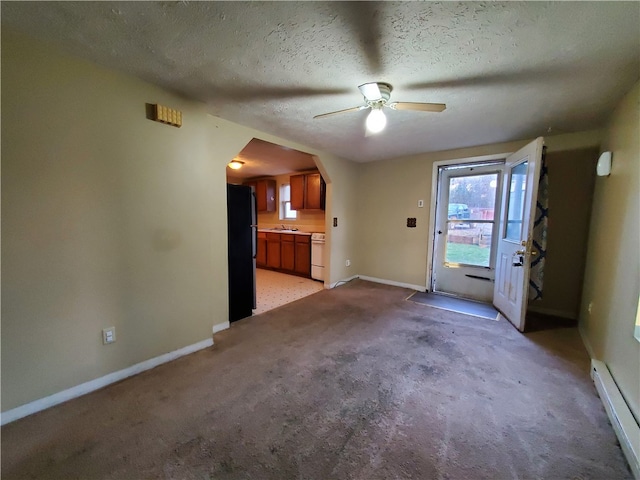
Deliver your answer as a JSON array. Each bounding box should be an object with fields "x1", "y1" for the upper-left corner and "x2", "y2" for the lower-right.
[{"x1": 493, "y1": 137, "x2": 544, "y2": 331}]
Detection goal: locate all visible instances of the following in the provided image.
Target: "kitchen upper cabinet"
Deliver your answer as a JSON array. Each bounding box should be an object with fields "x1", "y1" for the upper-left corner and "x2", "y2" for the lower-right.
[
  {"x1": 266, "y1": 233, "x2": 281, "y2": 269},
  {"x1": 281, "y1": 234, "x2": 295, "y2": 271},
  {"x1": 244, "y1": 179, "x2": 276, "y2": 212},
  {"x1": 305, "y1": 173, "x2": 324, "y2": 210},
  {"x1": 290, "y1": 172, "x2": 325, "y2": 210},
  {"x1": 290, "y1": 175, "x2": 305, "y2": 211}
]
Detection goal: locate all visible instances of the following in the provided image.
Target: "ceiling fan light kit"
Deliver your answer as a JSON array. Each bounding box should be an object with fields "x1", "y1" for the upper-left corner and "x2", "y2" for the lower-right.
[
  {"x1": 313, "y1": 82, "x2": 446, "y2": 134},
  {"x1": 366, "y1": 108, "x2": 387, "y2": 134}
]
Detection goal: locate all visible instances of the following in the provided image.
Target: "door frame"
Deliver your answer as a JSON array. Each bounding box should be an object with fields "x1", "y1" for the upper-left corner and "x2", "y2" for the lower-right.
[{"x1": 426, "y1": 152, "x2": 513, "y2": 293}]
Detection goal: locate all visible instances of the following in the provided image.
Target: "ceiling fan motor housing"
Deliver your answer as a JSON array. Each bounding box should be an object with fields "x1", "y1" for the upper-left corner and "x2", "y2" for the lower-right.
[
  {"x1": 376, "y1": 83, "x2": 392, "y2": 101},
  {"x1": 364, "y1": 82, "x2": 393, "y2": 108}
]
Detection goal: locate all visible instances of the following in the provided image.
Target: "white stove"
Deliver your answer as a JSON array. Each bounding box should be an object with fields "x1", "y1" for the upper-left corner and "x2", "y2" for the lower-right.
[{"x1": 311, "y1": 233, "x2": 325, "y2": 281}]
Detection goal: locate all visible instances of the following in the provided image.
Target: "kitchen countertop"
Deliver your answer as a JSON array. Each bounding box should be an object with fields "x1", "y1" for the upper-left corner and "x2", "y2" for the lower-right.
[{"x1": 258, "y1": 228, "x2": 312, "y2": 236}]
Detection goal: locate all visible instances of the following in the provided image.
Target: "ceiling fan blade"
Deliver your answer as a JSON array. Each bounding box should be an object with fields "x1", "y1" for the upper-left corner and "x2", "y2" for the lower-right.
[
  {"x1": 388, "y1": 102, "x2": 446, "y2": 112},
  {"x1": 313, "y1": 105, "x2": 367, "y2": 119},
  {"x1": 358, "y1": 82, "x2": 382, "y2": 101}
]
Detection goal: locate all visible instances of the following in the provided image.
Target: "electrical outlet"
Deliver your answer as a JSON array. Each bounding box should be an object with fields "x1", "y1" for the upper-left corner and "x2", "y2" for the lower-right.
[
  {"x1": 346, "y1": 259, "x2": 351, "y2": 267},
  {"x1": 588, "y1": 302, "x2": 593, "y2": 314},
  {"x1": 102, "y1": 327, "x2": 116, "y2": 345},
  {"x1": 418, "y1": 200, "x2": 424, "y2": 208},
  {"x1": 333, "y1": 217, "x2": 338, "y2": 227}
]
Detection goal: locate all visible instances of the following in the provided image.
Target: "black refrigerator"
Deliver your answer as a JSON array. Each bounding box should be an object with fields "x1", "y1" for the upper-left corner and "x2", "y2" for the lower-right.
[{"x1": 227, "y1": 184, "x2": 257, "y2": 322}]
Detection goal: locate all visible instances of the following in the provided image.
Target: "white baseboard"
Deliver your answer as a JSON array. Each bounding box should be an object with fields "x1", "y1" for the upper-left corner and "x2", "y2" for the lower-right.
[
  {"x1": 1, "y1": 337, "x2": 214, "y2": 426},
  {"x1": 591, "y1": 359, "x2": 640, "y2": 479},
  {"x1": 358, "y1": 275, "x2": 426, "y2": 292},
  {"x1": 526, "y1": 305, "x2": 577, "y2": 320},
  {"x1": 328, "y1": 275, "x2": 359, "y2": 289},
  {"x1": 212, "y1": 321, "x2": 230, "y2": 334}
]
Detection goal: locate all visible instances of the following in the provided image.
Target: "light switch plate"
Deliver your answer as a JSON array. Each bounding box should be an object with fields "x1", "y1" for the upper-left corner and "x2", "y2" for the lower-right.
[{"x1": 102, "y1": 327, "x2": 116, "y2": 345}]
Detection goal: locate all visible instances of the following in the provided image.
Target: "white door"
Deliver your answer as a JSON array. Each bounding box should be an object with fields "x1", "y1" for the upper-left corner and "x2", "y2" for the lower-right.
[
  {"x1": 493, "y1": 137, "x2": 544, "y2": 331},
  {"x1": 432, "y1": 162, "x2": 504, "y2": 302}
]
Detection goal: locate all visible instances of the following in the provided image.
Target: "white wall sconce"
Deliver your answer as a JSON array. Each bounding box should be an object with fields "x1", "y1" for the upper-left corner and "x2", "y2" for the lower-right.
[{"x1": 597, "y1": 151, "x2": 612, "y2": 176}]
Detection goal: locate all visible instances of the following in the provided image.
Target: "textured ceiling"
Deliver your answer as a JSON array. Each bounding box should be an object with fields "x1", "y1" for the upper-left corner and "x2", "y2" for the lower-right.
[{"x1": 2, "y1": 1, "x2": 639, "y2": 163}]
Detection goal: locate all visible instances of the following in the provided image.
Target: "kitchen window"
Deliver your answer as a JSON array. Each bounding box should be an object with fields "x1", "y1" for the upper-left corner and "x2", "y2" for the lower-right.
[{"x1": 280, "y1": 184, "x2": 297, "y2": 220}]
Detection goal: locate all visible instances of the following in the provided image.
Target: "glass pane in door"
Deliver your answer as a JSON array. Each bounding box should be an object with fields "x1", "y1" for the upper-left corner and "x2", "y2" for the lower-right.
[
  {"x1": 505, "y1": 161, "x2": 527, "y2": 242},
  {"x1": 445, "y1": 222, "x2": 494, "y2": 267},
  {"x1": 445, "y1": 173, "x2": 499, "y2": 267}
]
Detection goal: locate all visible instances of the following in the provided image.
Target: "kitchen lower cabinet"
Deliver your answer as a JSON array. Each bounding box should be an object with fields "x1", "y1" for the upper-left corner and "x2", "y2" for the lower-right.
[
  {"x1": 294, "y1": 235, "x2": 311, "y2": 276},
  {"x1": 266, "y1": 233, "x2": 281, "y2": 269},
  {"x1": 256, "y1": 233, "x2": 267, "y2": 267},
  {"x1": 281, "y1": 234, "x2": 295, "y2": 271},
  {"x1": 258, "y1": 232, "x2": 311, "y2": 278}
]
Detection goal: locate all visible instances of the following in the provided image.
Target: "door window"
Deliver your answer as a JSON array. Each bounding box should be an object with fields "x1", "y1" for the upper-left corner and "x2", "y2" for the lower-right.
[
  {"x1": 504, "y1": 161, "x2": 527, "y2": 242},
  {"x1": 445, "y1": 172, "x2": 499, "y2": 268}
]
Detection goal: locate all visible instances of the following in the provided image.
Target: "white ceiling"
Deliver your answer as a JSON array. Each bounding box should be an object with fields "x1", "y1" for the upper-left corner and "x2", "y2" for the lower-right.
[{"x1": 2, "y1": 1, "x2": 639, "y2": 165}]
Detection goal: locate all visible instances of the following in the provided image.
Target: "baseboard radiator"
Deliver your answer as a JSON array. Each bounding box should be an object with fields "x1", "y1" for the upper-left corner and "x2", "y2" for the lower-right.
[{"x1": 591, "y1": 359, "x2": 640, "y2": 479}]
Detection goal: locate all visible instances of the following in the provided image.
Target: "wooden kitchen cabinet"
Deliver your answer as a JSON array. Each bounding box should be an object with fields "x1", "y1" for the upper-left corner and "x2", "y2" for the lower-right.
[
  {"x1": 294, "y1": 235, "x2": 311, "y2": 277},
  {"x1": 290, "y1": 172, "x2": 325, "y2": 210},
  {"x1": 290, "y1": 174, "x2": 305, "y2": 211},
  {"x1": 244, "y1": 179, "x2": 276, "y2": 212},
  {"x1": 256, "y1": 232, "x2": 267, "y2": 267},
  {"x1": 259, "y1": 232, "x2": 311, "y2": 278},
  {"x1": 305, "y1": 173, "x2": 324, "y2": 210},
  {"x1": 280, "y1": 234, "x2": 295, "y2": 271},
  {"x1": 266, "y1": 233, "x2": 281, "y2": 268}
]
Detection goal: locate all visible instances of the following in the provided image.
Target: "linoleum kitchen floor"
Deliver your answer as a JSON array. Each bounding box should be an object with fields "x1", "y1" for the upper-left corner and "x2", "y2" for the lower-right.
[
  {"x1": 1, "y1": 280, "x2": 631, "y2": 479},
  {"x1": 253, "y1": 268, "x2": 324, "y2": 315}
]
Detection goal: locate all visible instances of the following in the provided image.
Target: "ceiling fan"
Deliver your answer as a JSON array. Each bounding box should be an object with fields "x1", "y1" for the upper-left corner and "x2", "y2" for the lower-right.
[{"x1": 313, "y1": 82, "x2": 446, "y2": 134}]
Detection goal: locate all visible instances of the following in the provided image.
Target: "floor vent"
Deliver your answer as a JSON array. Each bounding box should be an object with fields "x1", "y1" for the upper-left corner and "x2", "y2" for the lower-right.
[{"x1": 591, "y1": 359, "x2": 640, "y2": 479}]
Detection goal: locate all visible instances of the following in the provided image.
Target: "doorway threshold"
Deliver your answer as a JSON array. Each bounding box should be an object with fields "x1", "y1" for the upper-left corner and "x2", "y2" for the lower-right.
[{"x1": 407, "y1": 291, "x2": 499, "y2": 321}]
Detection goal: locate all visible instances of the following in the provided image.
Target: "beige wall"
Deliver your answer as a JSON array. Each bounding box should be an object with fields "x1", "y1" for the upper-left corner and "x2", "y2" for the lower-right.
[
  {"x1": 530, "y1": 148, "x2": 598, "y2": 319},
  {"x1": 321, "y1": 156, "x2": 361, "y2": 282},
  {"x1": 251, "y1": 172, "x2": 325, "y2": 233},
  {"x1": 580, "y1": 81, "x2": 640, "y2": 420},
  {"x1": 356, "y1": 134, "x2": 602, "y2": 290},
  {"x1": 1, "y1": 30, "x2": 360, "y2": 411},
  {"x1": 1, "y1": 30, "x2": 228, "y2": 410}
]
